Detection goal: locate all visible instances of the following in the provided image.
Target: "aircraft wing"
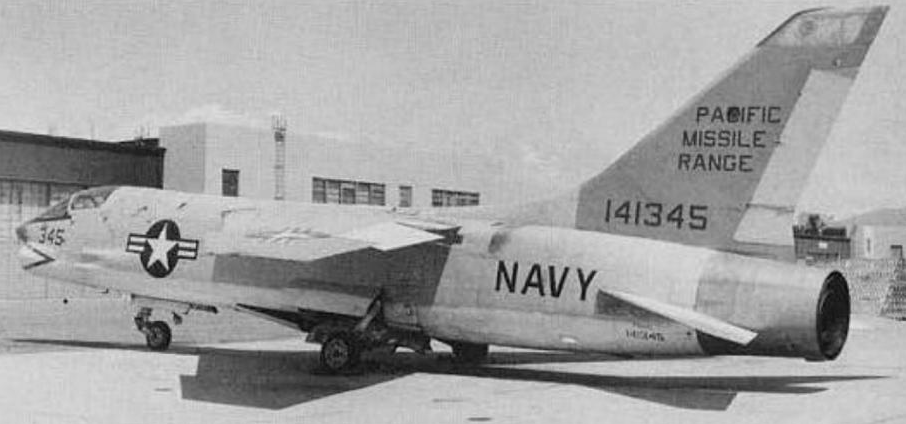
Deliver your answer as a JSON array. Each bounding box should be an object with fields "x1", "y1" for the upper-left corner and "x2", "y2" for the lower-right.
[
  {"x1": 602, "y1": 288, "x2": 757, "y2": 345},
  {"x1": 208, "y1": 220, "x2": 456, "y2": 262},
  {"x1": 338, "y1": 222, "x2": 445, "y2": 251}
]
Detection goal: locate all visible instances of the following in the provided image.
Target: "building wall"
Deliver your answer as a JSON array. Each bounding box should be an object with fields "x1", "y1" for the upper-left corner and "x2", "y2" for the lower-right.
[
  {"x1": 161, "y1": 123, "x2": 503, "y2": 208},
  {"x1": 160, "y1": 124, "x2": 206, "y2": 194},
  {"x1": 202, "y1": 124, "x2": 277, "y2": 199},
  {"x1": 852, "y1": 225, "x2": 906, "y2": 259}
]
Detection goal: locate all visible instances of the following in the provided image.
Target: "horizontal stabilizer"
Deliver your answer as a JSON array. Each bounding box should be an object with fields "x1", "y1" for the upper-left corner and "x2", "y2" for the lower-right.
[{"x1": 603, "y1": 289, "x2": 757, "y2": 345}]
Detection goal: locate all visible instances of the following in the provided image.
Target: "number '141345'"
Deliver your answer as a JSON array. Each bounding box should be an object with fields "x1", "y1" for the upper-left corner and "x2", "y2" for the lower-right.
[{"x1": 604, "y1": 200, "x2": 707, "y2": 231}]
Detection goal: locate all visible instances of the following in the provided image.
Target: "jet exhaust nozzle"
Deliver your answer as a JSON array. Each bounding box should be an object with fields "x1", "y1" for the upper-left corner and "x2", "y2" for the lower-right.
[
  {"x1": 695, "y1": 256, "x2": 850, "y2": 361},
  {"x1": 814, "y1": 272, "x2": 850, "y2": 360}
]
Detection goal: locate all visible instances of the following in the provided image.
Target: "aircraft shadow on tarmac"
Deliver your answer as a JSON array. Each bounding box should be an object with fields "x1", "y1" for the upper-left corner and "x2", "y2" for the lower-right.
[{"x1": 11, "y1": 338, "x2": 883, "y2": 411}]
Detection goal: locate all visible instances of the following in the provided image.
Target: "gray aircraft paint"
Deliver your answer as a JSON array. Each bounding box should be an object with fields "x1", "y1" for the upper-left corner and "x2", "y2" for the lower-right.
[{"x1": 14, "y1": 7, "x2": 885, "y2": 363}]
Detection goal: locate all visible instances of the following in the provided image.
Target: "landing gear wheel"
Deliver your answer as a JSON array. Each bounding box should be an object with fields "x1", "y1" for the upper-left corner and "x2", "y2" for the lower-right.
[
  {"x1": 320, "y1": 332, "x2": 361, "y2": 373},
  {"x1": 451, "y1": 342, "x2": 489, "y2": 364},
  {"x1": 145, "y1": 321, "x2": 172, "y2": 351}
]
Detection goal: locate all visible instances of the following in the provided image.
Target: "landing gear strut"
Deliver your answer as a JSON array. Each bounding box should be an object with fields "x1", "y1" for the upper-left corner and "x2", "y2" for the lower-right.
[
  {"x1": 309, "y1": 293, "x2": 433, "y2": 374},
  {"x1": 450, "y1": 341, "x2": 489, "y2": 364},
  {"x1": 134, "y1": 307, "x2": 172, "y2": 351}
]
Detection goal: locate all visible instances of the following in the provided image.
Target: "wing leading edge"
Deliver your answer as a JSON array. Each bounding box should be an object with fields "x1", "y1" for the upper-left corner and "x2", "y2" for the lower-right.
[{"x1": 209, "y1": 220, "x2": 456, "y2": 262}]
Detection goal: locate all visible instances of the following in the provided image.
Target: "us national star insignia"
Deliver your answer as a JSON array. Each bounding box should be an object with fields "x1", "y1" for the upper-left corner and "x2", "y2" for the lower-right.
[{"x1": 126, "y1": 220, "x2": 199, "y2": 278}]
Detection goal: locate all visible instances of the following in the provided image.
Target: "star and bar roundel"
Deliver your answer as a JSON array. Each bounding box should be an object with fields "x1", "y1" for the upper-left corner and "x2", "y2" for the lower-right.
[{"x1": 126, "y1": 220, "x2": 199, "y2": 278}]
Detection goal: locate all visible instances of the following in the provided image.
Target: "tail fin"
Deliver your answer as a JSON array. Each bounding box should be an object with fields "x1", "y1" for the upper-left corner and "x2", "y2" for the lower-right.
[{"x1": 571, "y1": 6, "x2": 888, "y2": 260}]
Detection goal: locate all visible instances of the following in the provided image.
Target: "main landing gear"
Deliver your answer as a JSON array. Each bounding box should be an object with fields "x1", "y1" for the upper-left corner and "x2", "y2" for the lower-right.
[
  {"x1": 134, "y1": 307, "x2": 173, "y2": 351},
  {"x1": 319, "y1": 331, "x2": 362, "y2": 373},
  {"x1": 449, "y1": 341, "x2": 489, "y2": 364},
  {"x1": 309, "y1": 295, "x2": 431, "y2": 374}
]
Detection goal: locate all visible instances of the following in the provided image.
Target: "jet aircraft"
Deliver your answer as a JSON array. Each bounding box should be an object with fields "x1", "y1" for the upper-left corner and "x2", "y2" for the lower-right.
[{"x1": 16, "y1": 6, "x2": 887, "y2": 373}]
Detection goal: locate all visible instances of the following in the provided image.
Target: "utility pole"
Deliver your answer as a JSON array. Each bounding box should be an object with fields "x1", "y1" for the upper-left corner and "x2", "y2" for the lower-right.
[{"x1": 272, "y1": 114, "x2": 287, "y2": 201}]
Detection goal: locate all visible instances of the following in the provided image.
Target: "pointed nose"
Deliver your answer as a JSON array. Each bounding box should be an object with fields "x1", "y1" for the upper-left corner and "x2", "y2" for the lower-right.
[{"x1": 15, "y1": 223, "x2": 28, "y2": 243}]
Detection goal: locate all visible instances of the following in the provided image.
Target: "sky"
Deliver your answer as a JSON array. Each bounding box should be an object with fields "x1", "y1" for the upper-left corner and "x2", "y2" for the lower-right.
[{"x1": 0, "y1": 0, "x2": 905, "y2": 219}]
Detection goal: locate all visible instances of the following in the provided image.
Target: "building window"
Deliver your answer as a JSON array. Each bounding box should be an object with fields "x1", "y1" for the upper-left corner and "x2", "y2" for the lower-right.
[
  {"x1": 340, "y1": 181, "x2": 356, "y2": 204},
  {"x1": 0, "y1": 179, "x2": 87, "y2": 208},
  {"x1": 49, "y1": 184, "x2": 84, "y2": 204},
  {"x1": 431, "y1": 189, "x2": 479, "y2": 207},
  {"x1": 312, "y1": 178, "x2": 326, "y2": 203},
  {"x1": 0, "y1": 181, "x2": 10, "y2": 205},
  {"x1": 399, "y1": 186, "x2": 412, "y2": 207},
  {"x1": 312, "y1": 177, "x2": 385, "y2": 206},
  {"x1": 370, "y1": 184, "x2": 385, "y2": 205},
  {"x1": 356, "y1": 182, "x2": 370, "y2": 205},
  {"x1": 325, "y1": 180, "x2": 340, "y2": 203},
  {"x1": 0, "y1": 180, "x2": 49, "y2": 207},
  {"x1": 222, "y1": 169, "x2": 239, "y2": 197}
]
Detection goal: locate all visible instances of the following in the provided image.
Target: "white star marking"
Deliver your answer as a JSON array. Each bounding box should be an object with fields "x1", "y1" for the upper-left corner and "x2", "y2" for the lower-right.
[{"x1": 145, "y1": 223, "x2": 178, "y2": 271}]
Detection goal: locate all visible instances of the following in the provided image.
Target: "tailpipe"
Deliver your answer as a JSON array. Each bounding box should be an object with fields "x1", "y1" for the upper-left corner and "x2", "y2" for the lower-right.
[
  {"x1": 815, "y1": 271, "x2": 850, "y2": 360},
  {"x1": 695, "y1": 255, "x2": 850, "y2": 361}
]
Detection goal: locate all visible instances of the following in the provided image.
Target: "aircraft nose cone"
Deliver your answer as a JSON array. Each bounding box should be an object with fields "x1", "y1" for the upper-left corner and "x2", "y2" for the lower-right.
[
  {"x1": 15, "y1": 223, "x2": 28, "y2": 243},
  {"x1": 17, "y1": 243, "x2": 54, "y2": 271}
]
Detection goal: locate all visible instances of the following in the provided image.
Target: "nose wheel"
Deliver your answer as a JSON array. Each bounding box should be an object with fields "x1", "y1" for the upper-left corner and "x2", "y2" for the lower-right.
[
  {"x1": 144, "y1": 321, "x2": 172, "y2": 351},
  {"x1": 134, "y1": 307, "x2": 172, "y2": 351}
]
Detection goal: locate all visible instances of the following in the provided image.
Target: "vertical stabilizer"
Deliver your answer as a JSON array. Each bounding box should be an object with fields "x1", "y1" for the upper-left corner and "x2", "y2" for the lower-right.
[{"x1": 570, "y1": 7, "x2": 887, "y2": 260}]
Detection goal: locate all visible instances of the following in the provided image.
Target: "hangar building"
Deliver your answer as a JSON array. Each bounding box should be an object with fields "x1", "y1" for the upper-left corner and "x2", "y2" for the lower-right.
[
  {"x1": 0, "y1": 130, "x2": 163, "y2": 212},
  {"x1": 159, "y1": 122, "x2": 499, "y2": 208},
  {"x1": 846, "y1": 209, "x2": 906, "y2": 260},
  {"x1": 794, "y1": 209, "x2": 906, "y2": 262},
  {"x1": 0, "y1": 130, "x2": 164, "y2": 299}
]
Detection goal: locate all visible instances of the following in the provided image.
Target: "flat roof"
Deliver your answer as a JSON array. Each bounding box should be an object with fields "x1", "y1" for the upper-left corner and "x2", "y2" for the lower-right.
[{"x1": 0, "y1": 129, "x2": 164, "y2": 156}]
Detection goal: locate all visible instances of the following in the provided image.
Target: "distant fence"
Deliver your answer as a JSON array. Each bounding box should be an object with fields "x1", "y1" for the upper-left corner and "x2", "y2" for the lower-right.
[
  {"x1": 823, "y1": 258, "x2": 906, "y2": 318},
  {"x1": 0, "y1": 208, "x2": 101, "y2": 299}
]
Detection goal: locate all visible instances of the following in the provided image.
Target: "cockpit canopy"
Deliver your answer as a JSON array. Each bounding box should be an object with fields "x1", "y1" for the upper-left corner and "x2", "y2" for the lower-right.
[
  {"x1": 70, "y1": 186, "x2": 117, "y2": 211},
  {"x1": 33, "y1": 186, "x2": 118, "y2": 221}
]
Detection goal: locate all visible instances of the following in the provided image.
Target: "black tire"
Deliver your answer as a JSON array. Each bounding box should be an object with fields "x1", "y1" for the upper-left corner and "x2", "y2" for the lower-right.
[
  {"x1": 320, "y1": 332, "x2": 361, "y2": 373},
  {"x1": 451, "y1": 342, "x2": 489, "y2": 364},
  {"x1": 145, "y1": 321, "x2": 172, "y2": 351}
]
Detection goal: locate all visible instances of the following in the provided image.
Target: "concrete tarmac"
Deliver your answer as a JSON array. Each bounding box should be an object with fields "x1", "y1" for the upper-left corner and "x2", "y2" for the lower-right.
[{"x1": 0, "y1": 298, "x2": 904, "y2": 424}]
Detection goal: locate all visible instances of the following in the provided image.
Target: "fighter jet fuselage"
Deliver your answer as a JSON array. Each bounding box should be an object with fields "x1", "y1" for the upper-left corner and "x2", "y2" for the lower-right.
[
  {"x1": 17, "y1": 186, "x2": 848, "y2": 362},
  {"x1": 13, "y1": 6, "x2": 887, "y2": 372}
]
